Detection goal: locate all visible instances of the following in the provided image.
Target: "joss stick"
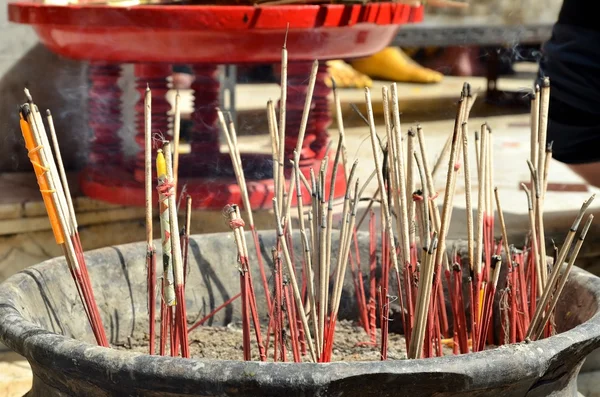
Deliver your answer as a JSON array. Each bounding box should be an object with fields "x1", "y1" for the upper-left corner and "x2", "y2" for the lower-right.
[
  {"x1": 284, "y1": 281, "x2": 301, "y2": 362},
  {"x1": 226, "y1": 205, "x2": 252, "y2": 360},
  {"x1": 354, "y1": 170, "x2": 377, "y2": 230},
  {"x1": 473, "y1": 123, "x2": 488, "y2": 342},
  {"x1": 350, "y1": 229, "x2": 369, "y2": 335},
  {"x1": 173, "y1": 91, "x2": 181, "y2": 189},
  {"x1": 46, "y1": 110, "x2": 77, "y2": 234},
  {"x1": 368, "y1": 210, "x2": 377, "y2": 343},
  {"x1": 163, "y1": 142, "x2": 190, "y2": 358},
  {"x1": 271, "y1": 246, "x2": 285, "y2": 361},
  {"x1": 542, "y1": 142, "x2": 553, "y2": 198},
  {"x1": 537, "y1": 78, "x2": 550, "y2": 193},
  {"x1": 415, "y1": 126, "x2": 441, "y2": 232},
  {"x1": 521, "y1": 183, "x2": 542, "y2": 295},
  {"x1": 389, "y1": 85, "x2": 411, "y2": 271},
  {"x1": 486, "y1": 126, "x2": 494, "y2": 272},
  {"x1": 187, "y1": 292, "x2": 242, "y2": 334},
  {"x1": 495, "y1": 186, "x2": 514, "y2": 344},
  {"x1": 530, "y1": 86, "x2": 540, "y2": 175},
  {"x1": 432, "y1": 131, "x2": 452, "y2": 179},
  {"x1": 325, "y1": 137, "x2": 343, "y2": 293},
  {"x1": 309, "y1": 169, "x2": 319, "y2": 302},
  {"x1": 406, "y1": 129, "x2": 417, "y2": 253},
  {"x1": 182, "y1": 195, "x2": 192, "y2": 284},
  {"x1": 534, "y1": 214, "x2": 594, "y2": 340},
  {"x1": 300, "y1": 228, "x2": 319, "y2": 354},
  {"x1": 273, "y1": 198, "x2": 317, "y2": 362},
  {"x1": 277, "y1": 30, "x2": 288, "y2": 214},
  {"x1": 461, "y1": 122, "x2": 474, "y2": 274},
  {"x1": 156, "y1": 150, "x2": 176, "y2": 307},
  {"x1": 384, "y1": 85, "x2": 411, "y2": 335},
  {"x1": 430, "y1": 96, "x2": 466, "y2": 337},
  {"x1": 527, "y1": 160, "x2": 547, "y2": 288},
  {"x1": 527, "y1": 194, "x2": 595, "y2": 340},
  {"x1": 477, "y1": 255, "x2": 502, "y2": 351},
  {"x1": 143, "y1": 86, "x2": 158, "y2": 354},
  {"x1": 494, "y1": 188, "x2": 512, "y2": 273},
  {"x1": 267, "y1": 99, "x2": 280, "y2": 202},
  {"x1": 316, "y1": 158, "x2": 328, "y2": 351},
  {"x1": 474, "y1": 129, "x2": 480, "y2": 174},
  {"x1": 365, "y1": 87, "x2": 401, "y2": 359},
  {"x1": 281, "y1": 62, "x2": 319, "y2": 228},
  {"x1": 156, "y1": 150, "x2": 173, "y2": 356},
  {"x1": 413, "y1": 153, "x2": 431, "y2": 251}
]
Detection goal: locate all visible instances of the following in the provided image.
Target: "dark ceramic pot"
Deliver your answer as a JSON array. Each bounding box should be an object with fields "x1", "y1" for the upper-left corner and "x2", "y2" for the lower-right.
[{"x1": 1, "y1": 231, "x2": 600, "y2": 396}]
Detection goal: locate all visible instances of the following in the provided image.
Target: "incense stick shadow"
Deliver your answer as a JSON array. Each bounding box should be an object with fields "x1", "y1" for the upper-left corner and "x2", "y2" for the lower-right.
[
  {"x1": 189, "y1": 239, "x2": 234, "y2": 326},
  {"x1": 110, "y1": 247, "x2": 136, "y2": 340},
  {"x1": 21, "y1": 268, "x2": 64, "y2": 336}
]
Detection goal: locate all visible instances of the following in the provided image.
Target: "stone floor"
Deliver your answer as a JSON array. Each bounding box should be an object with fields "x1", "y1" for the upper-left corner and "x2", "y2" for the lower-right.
[{"x1": 2, "y1": 65, "x2": 600, "y2": 395}]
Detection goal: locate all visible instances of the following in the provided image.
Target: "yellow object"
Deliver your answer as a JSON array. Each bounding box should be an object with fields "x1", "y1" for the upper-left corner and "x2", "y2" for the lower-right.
[
  {"x1": 19, "y1": 115, "x2": 65, "y2": 244},
  {"x1": 350, "y1": 47, "x2": 443, "y2": 84},
  {"x1": 156, "y1": 149, "x2": 167, "y2": 178},
  {"x1": 478, "y1": 282, "x2": 486, "y2": 324},
  {"x1": 326, "y1": 60, "x2": 372, "y2": 89}
]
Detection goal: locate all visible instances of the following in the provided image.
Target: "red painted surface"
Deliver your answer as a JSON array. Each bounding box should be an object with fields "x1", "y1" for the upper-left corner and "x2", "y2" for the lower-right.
[
  {"x1": 8, "y1": 2, "x2": 423, "y2": 63},
  {"x1": 12, "y1": 1, "x2": 422, "y2": 209}
]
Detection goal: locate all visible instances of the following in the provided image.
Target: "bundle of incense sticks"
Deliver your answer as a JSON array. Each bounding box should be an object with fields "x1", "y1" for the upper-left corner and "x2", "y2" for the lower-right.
[
  {"x1": 211, "y1": 61, "x2": 594, "y2": 362},
  {"x1": 18, "y1": 90, "x2": 108, "y2": 347}
]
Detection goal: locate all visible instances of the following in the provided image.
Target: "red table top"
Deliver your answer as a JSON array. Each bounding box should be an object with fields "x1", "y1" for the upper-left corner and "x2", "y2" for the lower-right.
[{"x1": 8, "y1": 2, "x2": 423, "y2": 63}]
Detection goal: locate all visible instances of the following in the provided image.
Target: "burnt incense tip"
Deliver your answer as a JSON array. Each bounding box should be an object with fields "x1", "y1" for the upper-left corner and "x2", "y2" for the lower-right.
[
  {"x1": 408, "y1": 128, "x2": 416, "y2": 137},
  {"x1": 330, "y1": 77, "x2": 337, "y2": 91},
  {"x1": 462, "y1": 82, "x2": 470, "y2": 97},
  {"x1": 19, "y1": 103, "x2": 31, "y2": 118},
  {"x1": 46, "y1": 109, "x2": 51, "y2": 117},
  {"x1": 542, "y1": 77, "x2": 550, "y2": 87},
  {"x1": 283, "y1": 22, "x2": 290, "y2": 48},
  {"x1": 490, "y1": 255, "x2": 502, "y2": 268},
  {"x1": 146, "y1": 83, "x2": 150, "y2": 92},
  {"x1": 546, "y1": 141, "x2": 554, "y2": 152},
  {"x1": 581, "y1": 215, "x2": 594, "y2": 240}
]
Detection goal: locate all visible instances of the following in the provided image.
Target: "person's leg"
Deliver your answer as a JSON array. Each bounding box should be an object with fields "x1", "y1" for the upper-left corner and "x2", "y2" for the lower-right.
[
  {"x1": 540, "y1": 24, "x2": 600, "y2": 188},
  {"x1": 566, "y1": 163, "x2": 600, "y2": 188}
]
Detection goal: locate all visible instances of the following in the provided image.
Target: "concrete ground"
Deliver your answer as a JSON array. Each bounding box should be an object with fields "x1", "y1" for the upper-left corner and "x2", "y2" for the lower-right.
[{"x1": 2, "y1": 64, "x2": 600, "y2": 396}]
